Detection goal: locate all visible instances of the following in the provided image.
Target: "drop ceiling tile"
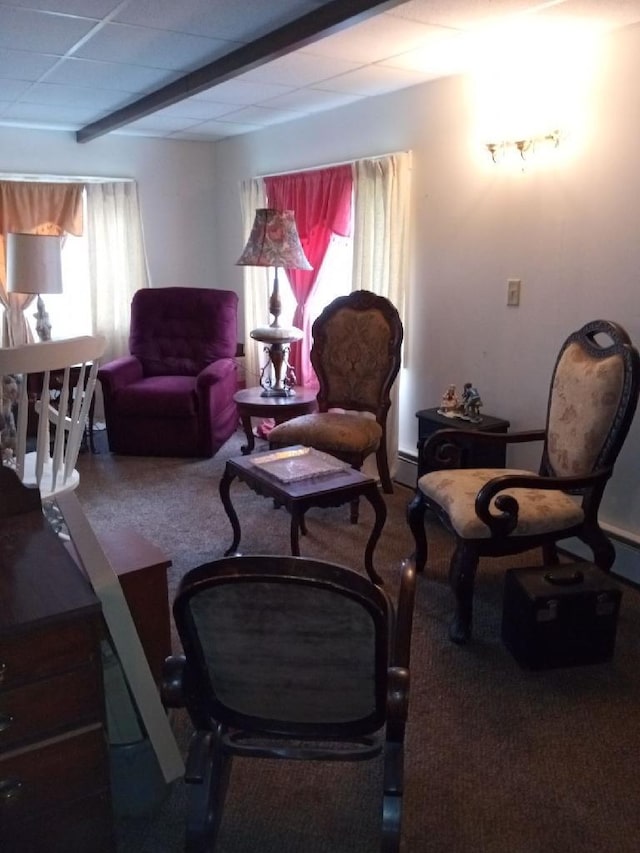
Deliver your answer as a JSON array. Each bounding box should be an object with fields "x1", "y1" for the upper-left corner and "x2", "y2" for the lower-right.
[
  {"x1": 239, "y1": 51, "x2": 363, "y2": 87},
  {"x1": 74, "y1": 22, "x2": 238, "y2": 71},
  {"x1": 385, "y1": 0, "x2": 547, "y2": 30},
  {"x1": 217, "y1": 104, "x2": 305, "y2": 126},
  {"x1": 19, "y1": 81, "x2": 130, "y2": 109},
  {"x1": 306, "y1": 13, "x2": 455, "y2": 64},
  {"x1": 170, "y1": 129, "x2": 227, "y2": 141},
  {"x1": 44, "y1": 57, "x2": 180, "y2": 92},
  {"x1": 177, "y1": 117, "x2": 261, "y2": 137},
  {"x1": 113, "y1": 0, "x2": 333, "y2": 41},
  {"x1": 315, "y1": 64, "x2": 430, "y2": 97},
  {"x1": 261, "y1": 87, "x2": 361, "y2": 112},
  {"x1": 0, "y1": 48, "x2": 60, "y2": 80},
  {"x1": 2, "y1": 99, "x2": 99, "y2": 123},
  {"x1": 113, "y1": 112, "x2": 203, "y2": 133},
  {"x1": 0, "y1": 77, "x2": 33, "y2": 100},
  {"x1": 382, "y1": 30, "x2": 477, "y2": 77},
  {"x1": 194, "y1": 78, "x2": 294, "y2": 105},
  {"x1": 153, "y1": 98, "x2": 238, "y2": 120},
  {"x1": 5, "y1": 1, "x2": 118, "y2": 16},
  {"x1": 0, "y1": 117, "x2": 78, "y2": 131},
  {"x1": 533, "y1": 0, "x2": 640, "y2": 31},
  {"x1": 111, "y1": 125, "x2": 170, "y2": 138},
  {"x1": 0, "y1": 7, "x2": 96, "y2": 54}
]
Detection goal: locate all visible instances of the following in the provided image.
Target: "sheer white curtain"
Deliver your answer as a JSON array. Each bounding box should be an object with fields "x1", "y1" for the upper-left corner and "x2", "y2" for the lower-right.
[
  {"x1": 352, "y1": 151, "x2": 412, "y2": 480},
  {"x1": 239, "y1": 177, "x2": 267, "y2": 386},
  {"x1": 86, "y1": 181, "x2": 150, "y2": 363}
]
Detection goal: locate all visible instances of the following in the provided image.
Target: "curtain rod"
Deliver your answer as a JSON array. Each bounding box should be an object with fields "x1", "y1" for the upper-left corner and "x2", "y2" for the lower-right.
[
  {"x1": 0, "y1": 172, "x2": 134, "y2": 183},
  {"x1": 258, "y1": 149, "x2": 409, "y2": 178}
]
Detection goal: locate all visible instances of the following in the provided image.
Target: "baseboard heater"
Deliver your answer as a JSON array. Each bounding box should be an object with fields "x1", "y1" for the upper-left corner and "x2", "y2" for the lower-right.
[{"x1": 396, "y1": 451, "x2": 640, "y2": 587}]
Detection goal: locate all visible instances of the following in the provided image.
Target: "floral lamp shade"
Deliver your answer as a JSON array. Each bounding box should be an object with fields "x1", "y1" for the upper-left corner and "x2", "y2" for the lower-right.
[{"x1": 236, "y1": 209, "x2": 312, "y2": 270}]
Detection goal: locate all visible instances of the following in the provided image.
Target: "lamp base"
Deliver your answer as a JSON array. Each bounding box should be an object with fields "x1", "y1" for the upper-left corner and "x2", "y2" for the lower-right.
[
  {"x1": 33, "y1": 295, "x2": 52, "y2": 342},
  {"x1": 251, "y1": 325, "x2": 303, "y2": 397},
  {"x1": 260, "y1": 385, "x2": 296, "y2": 398},
  {"x1": 257, "y1": 341, "x2": 297, "y2": 396}
]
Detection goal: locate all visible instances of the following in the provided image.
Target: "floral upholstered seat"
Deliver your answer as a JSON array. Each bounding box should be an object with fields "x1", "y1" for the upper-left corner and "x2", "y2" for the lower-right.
[{"x1": 407, "y1": 320, "x2": 640, "y2": 644}]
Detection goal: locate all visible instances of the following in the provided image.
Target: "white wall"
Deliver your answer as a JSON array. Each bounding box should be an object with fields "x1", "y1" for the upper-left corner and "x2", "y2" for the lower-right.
[
  {"x1": 0, "y1": 128, "x2": 219, "y2": 291},
  {"x1": 212, "y1": 23, "x2": 640, "y2": 544}
]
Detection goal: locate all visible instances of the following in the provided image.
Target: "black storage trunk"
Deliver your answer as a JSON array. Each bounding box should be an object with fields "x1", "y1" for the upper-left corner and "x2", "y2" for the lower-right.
[{"x1": 501, "y1": 564, "x2": 622, "y2": 669}]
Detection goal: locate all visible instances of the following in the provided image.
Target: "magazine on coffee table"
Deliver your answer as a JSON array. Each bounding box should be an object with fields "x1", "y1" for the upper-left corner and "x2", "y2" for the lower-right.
[{"x1": 250, "y1": 447, "x2": 350, "y2": 483}]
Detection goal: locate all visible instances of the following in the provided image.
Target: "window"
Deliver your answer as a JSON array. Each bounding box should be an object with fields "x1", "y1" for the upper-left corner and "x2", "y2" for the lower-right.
[{"x1": 279, "y1": 232, "x2": 354, "y2": 332}]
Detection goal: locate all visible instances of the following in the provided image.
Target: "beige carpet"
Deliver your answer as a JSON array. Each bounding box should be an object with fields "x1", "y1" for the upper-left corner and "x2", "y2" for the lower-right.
[{"x1": 75, "y1": 429, "x2": 640, "y2": 853}]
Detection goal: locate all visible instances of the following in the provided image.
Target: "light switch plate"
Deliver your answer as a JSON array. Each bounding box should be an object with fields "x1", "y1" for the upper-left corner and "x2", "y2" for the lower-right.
[{"x1": 507, "y1": 279, "x2": 521, "y2": 306}]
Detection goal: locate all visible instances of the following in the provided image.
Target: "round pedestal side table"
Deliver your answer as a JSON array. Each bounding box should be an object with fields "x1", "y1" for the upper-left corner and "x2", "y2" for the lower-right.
[{"x1": 233, "y1": 386, "x2": 317, "y2": 455}]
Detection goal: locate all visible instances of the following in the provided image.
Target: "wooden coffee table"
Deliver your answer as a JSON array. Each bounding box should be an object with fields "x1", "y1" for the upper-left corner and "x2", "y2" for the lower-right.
[
  {"x1": 219, "y1": 447, "x2": 387, "y2": 585},
  {"x1": 234, "y1": 386, "x2": 317, "y2": 454}
]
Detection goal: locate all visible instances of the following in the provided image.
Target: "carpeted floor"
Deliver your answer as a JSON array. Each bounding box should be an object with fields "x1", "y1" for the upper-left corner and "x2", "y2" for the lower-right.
[{"x1": 75, "y1": 429, "x2": 640, "y2": 853}]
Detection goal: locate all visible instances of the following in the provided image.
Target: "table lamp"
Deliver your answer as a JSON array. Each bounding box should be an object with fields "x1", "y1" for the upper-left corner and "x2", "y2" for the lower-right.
[
  {"x1": 236, "y1": 209, "x2": 312, "y2": 397},
  {"x1": 6, "y1": 232, "x2": 63, "y2": 342}
]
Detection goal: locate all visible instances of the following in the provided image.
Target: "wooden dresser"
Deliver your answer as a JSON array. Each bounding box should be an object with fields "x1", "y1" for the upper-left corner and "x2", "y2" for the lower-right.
[{"x1": 0, "y1": 470, "x2": 114, "y2": 852}]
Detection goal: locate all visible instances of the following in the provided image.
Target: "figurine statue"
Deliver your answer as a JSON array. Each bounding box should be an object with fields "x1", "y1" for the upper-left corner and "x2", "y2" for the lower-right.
[
  {"x1": 437, "y1": 384, "x2": 459, "y2": 417},
  {"x1": 460, "y1": 382, "x2": 483, "y2": 422},
  {"x1": 33, "y1": 295, "x2": 52, "y2": 342}
]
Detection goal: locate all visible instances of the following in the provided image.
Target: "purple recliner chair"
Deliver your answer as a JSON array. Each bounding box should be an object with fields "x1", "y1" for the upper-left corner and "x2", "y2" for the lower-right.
[{"x1": 98, "y1": 287, "x2": 239, "y2": 457}]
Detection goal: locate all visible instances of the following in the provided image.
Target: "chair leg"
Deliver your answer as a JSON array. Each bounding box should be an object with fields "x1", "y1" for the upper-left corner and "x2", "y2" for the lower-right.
[
  {"x1": 376, "y1": 444, "x2": 394, "y2": 494},
  {"x1": 542, "y1": 543, "x2": 560, "y2": 566},
  {"x1": 406, "y1": 492, "x2": 428, "y2": 573},
  {"x1": 448, "y1": 542, "x2": 479, "y2": 645},
  {"x1": 381, "y1": 739, "x2": 403, "y2": 853},
  {"x1": 350, "y1": 497, "x2": 360, "y2": 524},
  {"x1": 185, "y1": 728, "x2": 232, "y2": 853},
  {"x1": 579, "y1": 526, "x2": 616, "y2": 572}
]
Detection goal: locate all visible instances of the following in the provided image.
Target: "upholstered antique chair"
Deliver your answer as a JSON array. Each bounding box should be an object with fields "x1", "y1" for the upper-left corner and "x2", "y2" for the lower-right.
[
  {"x1": 0, "y1": 334, "x2": 106, "y2": 498},
  {"x1": 268, "y1": 290, "x2": 403, "y2": 519},
  {"x1": 407, "y1": 319, "x2": 640, "y2": 644},
  {"x1": 162, "y1": 554, "x2": 416, "y2": 853},
  {"x1": 98, "y1": 287, "x2": 238, "y2": 457}
]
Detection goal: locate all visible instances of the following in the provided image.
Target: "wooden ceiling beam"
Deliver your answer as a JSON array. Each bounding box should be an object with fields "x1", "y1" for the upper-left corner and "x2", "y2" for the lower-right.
[{"x1": 76, "y1": 0, "x2": 408, "y2": 143}]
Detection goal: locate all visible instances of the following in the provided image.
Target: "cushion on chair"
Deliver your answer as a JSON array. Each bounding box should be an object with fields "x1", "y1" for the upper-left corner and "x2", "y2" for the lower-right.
[
  {"x1": 269, "y1": 412, "x2": 382, "y2": 456},
  {"x1": 418, "y1": 467, "x2": 585, "y2": 539},
  {"x1": 114, "y1": 375, "x2": 198, "y2": 418},
  {"x1": 547, "y1": 342, "x2": 625, "y2": 476}
]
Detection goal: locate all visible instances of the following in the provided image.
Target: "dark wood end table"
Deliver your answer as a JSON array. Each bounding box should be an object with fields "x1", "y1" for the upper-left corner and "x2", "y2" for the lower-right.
[
  {"x1": 219, "y1": 447, "x2": 387, "y2": 585},
  {"x1": 234, "y1": 386, "x2": 317, "y2": 455},
  {"x1": 416, "y1": 407, "x2": 510, "y2": 477}
]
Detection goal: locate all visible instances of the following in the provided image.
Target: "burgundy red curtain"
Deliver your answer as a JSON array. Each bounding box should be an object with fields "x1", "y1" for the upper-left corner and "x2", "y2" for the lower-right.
[{"x1": 265, "y1": 165, "x2": 352, "y2": 386}]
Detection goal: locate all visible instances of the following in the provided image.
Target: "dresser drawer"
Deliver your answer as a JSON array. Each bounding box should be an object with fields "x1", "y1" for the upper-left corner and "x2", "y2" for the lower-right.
[
  {"x1": 0, "y1": 665, "x2": 103, "y2": 751},
  {"x1": 0, "y1": 725, "x2": 109, "y2": 824},
  {"x1": 4, "y1": 790, "x2": 115, "y2": 853},
  {"x1": 0, "y1": 618, "x2": 100, "y2": 689}
]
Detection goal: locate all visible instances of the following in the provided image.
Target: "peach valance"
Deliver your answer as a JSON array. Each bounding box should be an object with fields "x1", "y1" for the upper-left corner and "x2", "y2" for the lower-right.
[{"x1": 0, "y1": 181, "x2": 84, "y2": 237}]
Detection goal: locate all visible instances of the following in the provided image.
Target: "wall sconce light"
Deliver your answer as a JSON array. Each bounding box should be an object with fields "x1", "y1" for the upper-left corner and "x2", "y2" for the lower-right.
[{"x1": 485, "y1": 130, "x2": 561, "y2": 163}]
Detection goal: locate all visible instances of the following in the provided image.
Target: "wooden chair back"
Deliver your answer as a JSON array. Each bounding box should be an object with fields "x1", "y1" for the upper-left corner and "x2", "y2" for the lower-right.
[{"x1": 0, "y1": 335, "x2": 106, "y2": 497}]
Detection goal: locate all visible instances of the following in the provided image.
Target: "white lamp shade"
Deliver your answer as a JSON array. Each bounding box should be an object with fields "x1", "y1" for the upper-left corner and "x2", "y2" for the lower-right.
[{"x1": 6, "y1": 232, "x2": 63, "y2": 295}]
